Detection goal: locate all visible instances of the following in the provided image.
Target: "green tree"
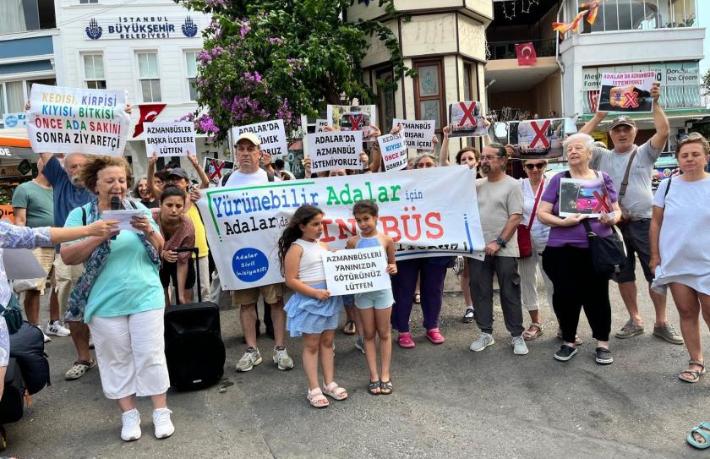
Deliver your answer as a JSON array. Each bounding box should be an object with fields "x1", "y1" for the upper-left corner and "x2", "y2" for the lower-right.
[
  {"x1": 703, "y1": 69, "x2": 710, "y2": 95},
  {"x1": 176, "y1": 0, "x2": 412, "y2": 140}
]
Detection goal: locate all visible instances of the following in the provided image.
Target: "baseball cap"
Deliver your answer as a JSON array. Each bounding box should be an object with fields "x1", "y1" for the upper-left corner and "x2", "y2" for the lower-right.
[
  {"x1": 235, "y1": 132, "x2": 261, "y2": 146},
  {"x1": 167, "y1": 167, "x2": 189, "y2": 179},
  {"x1": 609, "y1": 116, "x2": 636, "y2": 130}
]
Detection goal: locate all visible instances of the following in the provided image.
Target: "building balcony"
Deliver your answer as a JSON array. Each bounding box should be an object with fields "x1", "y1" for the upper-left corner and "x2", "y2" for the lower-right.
[{"x1": 487, "y1": 38, "x2": 557, "y2": 60}]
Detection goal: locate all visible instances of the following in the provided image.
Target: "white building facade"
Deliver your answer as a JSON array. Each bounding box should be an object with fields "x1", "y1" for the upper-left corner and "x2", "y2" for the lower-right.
[{"x1": 55, "y1": 0, "x2": 215, "y2": 179}]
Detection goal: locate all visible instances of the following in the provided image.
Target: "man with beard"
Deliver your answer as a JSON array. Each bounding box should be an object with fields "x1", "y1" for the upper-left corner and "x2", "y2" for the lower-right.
[{"x1": 467, "y1": 143, "x2": 528, "y2": 356}]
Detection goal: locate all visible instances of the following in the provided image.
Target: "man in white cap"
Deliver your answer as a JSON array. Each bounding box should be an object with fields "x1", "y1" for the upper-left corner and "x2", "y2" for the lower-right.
[
  {"x1": 580, "y1": 82, "x2": 682, "y2": 345},
  {"x1": 225, "y1": 132, "x2": 294, "y2": 372}
]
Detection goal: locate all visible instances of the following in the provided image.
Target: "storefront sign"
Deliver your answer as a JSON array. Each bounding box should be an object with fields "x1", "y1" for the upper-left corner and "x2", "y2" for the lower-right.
[
  {"x1": 144, "y1": 121, "x2": 196, "y2": 157},
  {"x1": 27, "y1": 84, "x2": 131, "y2": 156},
  {"x1": 233, "y1": 120, "x2": 288, "y2": 158},
  {"x1": 392, "y1": 119, "x2": 435, "y2": 150},
  {"x1": 85, "y1": 16, "x2": 199, "y2": 40},
  {"x1": 2, "y1": 113, "x2": 27, "y2": 128},
  {"x1": 307, "y1": 131, "x2": 363, "y2": 174},
  {"x1": 199, "y1": 166, "x2": 485, "y2": 290},
  {"x1": 323, "y1": 246, "x2": 391, "y2": 296}
]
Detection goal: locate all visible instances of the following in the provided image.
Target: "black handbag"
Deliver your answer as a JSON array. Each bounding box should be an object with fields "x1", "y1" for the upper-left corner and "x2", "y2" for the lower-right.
[{"x1": 582, "y1": 219, "x2": 626, "y2": 277}]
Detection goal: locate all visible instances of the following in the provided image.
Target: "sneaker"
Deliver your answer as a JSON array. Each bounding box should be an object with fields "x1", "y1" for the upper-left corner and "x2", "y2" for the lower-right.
[
  {"x1": 653, "y1": 323, "x2": 684, "y2": 345},
  {"x1": 462, "y1": 307, "x2": 475, "y2": 324},
  {"x1": 554, "y1": 344, "x2": 578, "y2": 362},
  {"x1": 152, "y1": 408, "x2": 174, "y2": 439},
  {"x1": 595, "y1": 347, "x2": 614, "y2": 365},
  {"x1": 235, "y1": 347, "x2": 262, "y2": 372},
  {"x1": 355, "y1": 336, "x2": 365, "y2": 354},
  {"x1": 615, "y1": 320, "x2": 644, "y2": 339},
  {"x1": 42, "y1": 331, "x2": 52, "y2": 343},
  {"x1": 121, "y1": 409, "x2": 141, "y2": 442},
  {"x1": 426, "y1": 328, "x2": 445, "y2": 345},
  {"x1": 469, "y1": 333, "x2": 495, "y2": 352},
  {"x1": 45, "y1": 320, "x2": 71, "y2": 337},
  {"x1": 511, "y1": 335, "x2": 529, "y2": 355},
  {"x1": 397, "y1": 332, "x2": 415, "y2": 349},
  {"x1": 273, "y1": 347, "x2": 294, "y2": 370}
]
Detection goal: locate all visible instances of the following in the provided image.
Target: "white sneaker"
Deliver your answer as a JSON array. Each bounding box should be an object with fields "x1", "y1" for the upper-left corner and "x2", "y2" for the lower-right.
[
  {"x1": 512, "y1": 335, "x2": 529, "y2": 355},
  {"x1": 236, "y1": 347, "x2": 262, "y2": 372},
  {"x1": 42, "y1": 331, "x2": 52, "y2": 343},
  {"x1": 469, "y1": 333, "x2": 495, "y2": 352},
  {"x1": 45, "y1": 320, "x2": 71, "y2": 337},
  {"x1": 152, "y1": 408, "x2": 174, "y2": 439},
  {"x1": 121, "y1": 409, "x2": 141, "y2": 442},
  {"x1": 273, "y1": 347, "x2": 294, "y2": 371}
]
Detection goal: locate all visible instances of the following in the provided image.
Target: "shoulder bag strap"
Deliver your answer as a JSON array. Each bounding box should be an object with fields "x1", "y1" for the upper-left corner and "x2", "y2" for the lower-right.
[
  {"x1": 617, "y1": 147, "x2": 638, "y2": 202},
  {"x1": 581, "y1": 218, "x2": 594, "y2": 237},
  {"x1": 527, "y1": 178, "x2": 545, "y2": 229}
]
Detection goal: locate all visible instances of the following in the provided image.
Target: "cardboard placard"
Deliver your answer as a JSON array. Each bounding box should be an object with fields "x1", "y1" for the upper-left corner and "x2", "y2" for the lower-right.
[
  {"x1": 326, "y1": 105, "x2": 377, "y2": 138},
  {"x1": 508, "y1": 118, "x2": 565, "y2": 159},
  {"x1": 323, "y1": 246, "x2": 391, "y2": 296},
  {"x1": 307, "y1": 131, "x2": 363, "y2": 174},
  {"x1": 378, "y1": 130, "x2": 408, "y2": 172},
  {"x1": 204, "y1": 157, "x2": 235, "y2": 186},
  {"x1": 448, "y1": 101, "x2": 487, "y2": 138},
  {"x1": 144, "y1": 121, "x2": 196, "y2": 157},
  {"x1": 233, "y1": 120, "x2": 288, "y2": 158},
  {"x1": 597, "y1": 71, "x2": 655, "y2": 112},
  {"x1": 27, "y1": 84, "x2": 130, "y2": 156},
  {"x1": 392, "y1": 119, "x2": 435, "y2": 150}
]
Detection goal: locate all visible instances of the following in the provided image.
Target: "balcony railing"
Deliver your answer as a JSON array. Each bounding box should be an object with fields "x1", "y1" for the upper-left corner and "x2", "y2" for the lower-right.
[{"x1": 487, "y1": 38, "x2": 556, "y2": 60}]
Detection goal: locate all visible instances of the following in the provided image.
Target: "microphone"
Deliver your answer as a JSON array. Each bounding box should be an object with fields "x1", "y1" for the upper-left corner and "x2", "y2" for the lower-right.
[{"x1": 110, "y1": 196, "x2": 121, "y2": 210}]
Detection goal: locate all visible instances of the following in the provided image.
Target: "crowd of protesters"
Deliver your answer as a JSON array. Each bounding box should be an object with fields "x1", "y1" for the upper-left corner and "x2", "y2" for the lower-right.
[{"x1": 1, "y1": 83, "x2": 709, "y2": 449}]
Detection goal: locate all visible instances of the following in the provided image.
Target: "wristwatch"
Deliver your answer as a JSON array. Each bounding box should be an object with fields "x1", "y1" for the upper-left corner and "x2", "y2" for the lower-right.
[{"x1": 495, "y1": 237, "x2": 507, "y2": 248}]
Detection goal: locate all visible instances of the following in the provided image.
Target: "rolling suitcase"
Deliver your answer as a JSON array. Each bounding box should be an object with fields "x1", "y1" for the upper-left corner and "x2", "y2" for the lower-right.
[{"x1": 164, "y1": 248, "x2": 226, "y2": 391}]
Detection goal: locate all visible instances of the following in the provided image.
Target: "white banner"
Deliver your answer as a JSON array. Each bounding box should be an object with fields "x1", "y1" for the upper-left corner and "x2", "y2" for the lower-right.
[
  {"x1": 198, "y1": 166, "x2": 485, "y2": 290},
  {"x1": 27, "y1": 84, "x2": 130, "y2": 156},
  {"x1": 144, "y1": 121, "x2": 196, "y2": 157},
  {"x1": 307, "y1": 131, "x2": 363, "y2": 174},
  {"x1": 378, "y1": 130, "x2": 408, "y2": 172},
  {"x1": 232, "y1": 120, "x2": 288, "y2": 158},
  {"x1": 323, "y1": 246, "x2": 391, "y2": 296},
  {"x1": 392, "y1": 119, "x2": 435, "y2": 150}
]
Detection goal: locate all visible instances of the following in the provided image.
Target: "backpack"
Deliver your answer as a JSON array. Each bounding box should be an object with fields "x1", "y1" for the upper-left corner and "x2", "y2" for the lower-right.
[{"x1": 10, "y1": 321, "x2": 50, "y2": 395}]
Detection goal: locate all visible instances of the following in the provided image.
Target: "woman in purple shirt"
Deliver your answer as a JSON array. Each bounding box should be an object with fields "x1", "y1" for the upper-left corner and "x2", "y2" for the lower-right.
[{"x1": 537, "y1": 133, "x2": 622, "y2": 365}]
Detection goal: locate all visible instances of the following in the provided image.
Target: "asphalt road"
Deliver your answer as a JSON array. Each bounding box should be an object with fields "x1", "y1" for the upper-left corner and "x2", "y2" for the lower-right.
[{"x1": 4, "y1": 269, "x2": 709, "y2": 458}]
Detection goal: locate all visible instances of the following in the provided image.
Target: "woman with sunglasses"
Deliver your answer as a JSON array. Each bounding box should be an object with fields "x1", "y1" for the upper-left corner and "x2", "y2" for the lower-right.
[{"x1": 518, "y1": 159, "x2": 553, "y2": 341}]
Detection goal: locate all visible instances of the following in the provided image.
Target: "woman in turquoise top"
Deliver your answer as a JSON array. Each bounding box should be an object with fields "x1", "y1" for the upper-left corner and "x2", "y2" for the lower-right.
[{"x1": 61, "y1": 156, "x2": 174, "y2": 442}]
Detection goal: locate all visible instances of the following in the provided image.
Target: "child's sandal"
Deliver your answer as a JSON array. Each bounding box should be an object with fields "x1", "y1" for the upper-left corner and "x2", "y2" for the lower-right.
[
  {"x1": 380, "y1": 380, "x2": 393, "y2": 395},
  {"x1": 306, "y1": 387, "x2": 329, "y2": 408},
  {"x1": 323, "y1": 381, "x2": 348, "y2": 401},
  {"x1": 368, "y1": 380, "x2": 381, "y2": 395}
]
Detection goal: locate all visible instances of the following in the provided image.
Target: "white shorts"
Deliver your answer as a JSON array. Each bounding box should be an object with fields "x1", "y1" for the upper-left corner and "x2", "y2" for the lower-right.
[{"x1": 88, "y1": 308, "x2": 170, "y2": 399}]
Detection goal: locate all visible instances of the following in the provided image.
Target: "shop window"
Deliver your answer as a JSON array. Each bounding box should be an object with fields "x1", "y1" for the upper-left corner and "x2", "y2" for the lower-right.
[
  {"x1": 137, "y1": 52, "x2": 161, "y2": 102},
  {"x1": 413, "y1": 60, "x2": 444, "y2": 130},
  {"x1": 83, "y1": 54, "x2": 106, "y2": 89}
]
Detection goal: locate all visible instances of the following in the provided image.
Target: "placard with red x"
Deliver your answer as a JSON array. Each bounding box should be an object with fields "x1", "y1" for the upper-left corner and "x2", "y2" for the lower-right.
[
  {"x1": 448, "y1": 101, "x2": 488, "y2": 138},
  {"x1": 622, "y1": 90, "x2": 639, "y2": 109}
]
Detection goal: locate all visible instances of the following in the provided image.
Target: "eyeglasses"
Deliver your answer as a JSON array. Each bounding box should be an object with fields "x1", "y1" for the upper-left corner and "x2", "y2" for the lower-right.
[{"x1": 524, "y1": 163, "x2": 546, "y2": 170}]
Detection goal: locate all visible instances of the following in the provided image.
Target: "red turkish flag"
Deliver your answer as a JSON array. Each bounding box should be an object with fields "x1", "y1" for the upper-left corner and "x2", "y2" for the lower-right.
[
  {"x1": 515, "y1": 42, "x2": 537, "y2": 66},
  {"x1": 132, "y1": 103, "x2": 167, "y2": 137}
]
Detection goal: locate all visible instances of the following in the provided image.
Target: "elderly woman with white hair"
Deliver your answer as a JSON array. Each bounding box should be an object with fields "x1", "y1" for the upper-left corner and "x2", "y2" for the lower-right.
[{"x1": 537, "y1": 133, "x2": 622, "y2": 365}]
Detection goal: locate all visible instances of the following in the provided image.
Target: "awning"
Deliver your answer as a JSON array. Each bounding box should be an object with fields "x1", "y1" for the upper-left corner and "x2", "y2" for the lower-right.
[
  {"x1": 579, "y1": 108, "x2": 710, "y2": 124},
  {"x1": 0, "y1": 128, "x2": 30, "y2": 148}
]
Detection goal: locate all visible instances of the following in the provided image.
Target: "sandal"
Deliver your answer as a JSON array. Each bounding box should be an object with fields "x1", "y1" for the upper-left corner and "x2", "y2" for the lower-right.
[
  {"x1": 322, "y1": 381, "x2": 348, "y2": 401},
  {"x1": 368, "y1": 380, "x2": 381, "y2": 395},
  {"x1": 678, "y1": 360, "x2": 706, "y2": 383},
  {"x1": 523, "y1": 323, "x2": 543, "y2": 341},
  {"x1": 306, "y1": 388, "x2": 329, "y2": 408},
  {"x1": 688, "y1": 421, "x2": 710, "y2": 449},
  {"x1": 342, "y1": 320, "x2": 356, "y2": 335},
  {"x1": 64, "y1": 359, "x2": 96, "y2": 381},
  {"x1": 380, "y1": 381, "x2": 393, "y2": 395}
]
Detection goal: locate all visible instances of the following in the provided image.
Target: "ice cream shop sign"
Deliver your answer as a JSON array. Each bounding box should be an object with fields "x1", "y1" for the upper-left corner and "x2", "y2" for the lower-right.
[{"x1": 85, "y1": 16, "x2": 199, "y2": 40}]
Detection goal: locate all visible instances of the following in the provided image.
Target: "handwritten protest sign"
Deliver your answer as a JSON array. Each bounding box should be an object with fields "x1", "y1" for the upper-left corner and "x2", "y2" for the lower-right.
[
  {"x1": 597, "y1": 71, "x2": 655, "y2": 113},
  {"x1": 198, "y1": 166, "x2": 485, "y2": 290},
  {"x1": 508, "y1": 118, "x2": 565, "y2": 159},
  {"x1": 327, "y1": 105, "x2": 377, "y2": 138},
  {"x1": 203, "y1": 157, "x2": 234, "y2": 186},
  {"x1": 307, "y1": 131, "x2": 363, "y2": 174},
  {"x1": 27, "y1": 84, "x2": 130, "y2": 156},
  {"x1": 144, "y1": 121, "x2": 196, "y2": 157},
  {"x1": 559, "y1": 176, "x2": 611, "y2": 218},
  {"x1": 232, "y1": 120, "x2": 288, "y2": 158},
  {"x1": 392, "y1": 119, "x2": 435, "y2": 150},
  {"x1": 324, "y1": 246, "x2": 391, "y2": 296},
  {"x1": 448, "y1": 101, "x2": 487, "y2": 138},
  {"x1": 378, "y1": 130, "x2": 408, "y2": 172}
]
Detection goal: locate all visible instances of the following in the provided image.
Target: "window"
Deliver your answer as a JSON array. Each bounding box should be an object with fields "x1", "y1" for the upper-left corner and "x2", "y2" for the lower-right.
[
  {"x1": 0, "y1": 0, "x2": 56, "y2": 35},
  {"x1": 137, "y1": 52, "x2": 161, "y2": 102},
  {"x1": 375, "y1": 68, "x2": 395, "y2": 133},
  {"x1": 79, "y1": 0, "x2": 98, "y2": 3},
  {"x1": 579, "y1": 0, "x2": 696, "y2": 33},
  {"x1": 185, "y1": 51, "x2": 198, "y2": 101},
  {"x1": 83, "y1": 54, "x2": 106, "y2": 89},
  {"x1": 413, "y1": 60, "x2": 444, "y2": 130},
  {"x1": 0, "y1": 86, "x2": 5, "y2": 116},
  {"x1": 5, "y1": 81, "x2": 25, "y2": 113}
]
